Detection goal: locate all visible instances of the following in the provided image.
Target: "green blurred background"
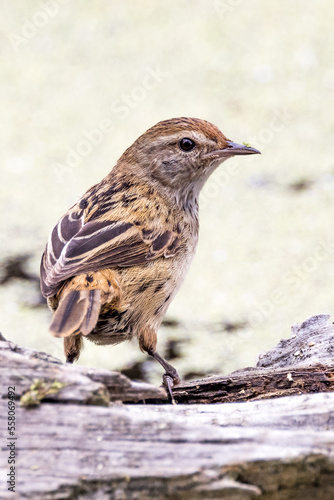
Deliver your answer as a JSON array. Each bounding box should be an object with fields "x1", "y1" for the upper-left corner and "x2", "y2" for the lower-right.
[{"x1": 1, "y1": 1, "x2": 334, "y2": 383}]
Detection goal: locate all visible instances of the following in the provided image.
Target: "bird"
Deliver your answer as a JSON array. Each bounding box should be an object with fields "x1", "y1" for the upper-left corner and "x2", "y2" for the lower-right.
[{"x1": 40, "y1": 117, "x2": 260, "y2": 403}]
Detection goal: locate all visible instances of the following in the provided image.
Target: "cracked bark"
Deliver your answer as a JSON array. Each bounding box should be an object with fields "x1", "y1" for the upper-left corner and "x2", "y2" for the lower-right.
[{"x1": 1, "y1": 314, "x2": 334, "y2": 499}]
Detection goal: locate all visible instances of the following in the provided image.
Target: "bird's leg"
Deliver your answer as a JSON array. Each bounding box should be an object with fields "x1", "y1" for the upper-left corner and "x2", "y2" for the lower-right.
[
  {"x1": 64, "y1": 335, "x2": 83, "y2": 364},
  {"x1": 139, "y1": 329, "x2": 180, "y2": 404},
  {"x1": 66, "y1": 353, "x2": 76, "y2": 364},
  {"x1": 148, "y1": 349, "x2": 181, "y2": 404}
]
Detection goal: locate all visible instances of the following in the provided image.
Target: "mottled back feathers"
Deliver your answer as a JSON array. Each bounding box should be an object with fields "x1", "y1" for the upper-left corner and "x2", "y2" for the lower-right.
[{"x1": 40, "y1": 181, "x2": 182, "y2": 298}]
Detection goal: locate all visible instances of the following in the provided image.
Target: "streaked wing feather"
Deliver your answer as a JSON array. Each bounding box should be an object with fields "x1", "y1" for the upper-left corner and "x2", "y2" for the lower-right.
[{"x1": 41, "y1": 211, "x2": 180, "y2": 297}]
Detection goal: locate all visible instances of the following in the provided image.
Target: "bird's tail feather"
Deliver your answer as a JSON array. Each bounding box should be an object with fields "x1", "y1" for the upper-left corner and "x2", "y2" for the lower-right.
[{"x1": 49, "y1": 289, "x2": 101, "y2": 338}]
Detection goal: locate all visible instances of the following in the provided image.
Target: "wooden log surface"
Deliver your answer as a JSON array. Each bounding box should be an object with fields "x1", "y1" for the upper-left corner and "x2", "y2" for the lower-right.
[
  {"x1": 0, "y1": 314, "x2": 334, "y2": 499},
  {"x1": 150, "y1": 313, "x2": 334, "y2": 404},
  {"x1": 0, "y1": 337, "x2": 165, "y2": 405}
]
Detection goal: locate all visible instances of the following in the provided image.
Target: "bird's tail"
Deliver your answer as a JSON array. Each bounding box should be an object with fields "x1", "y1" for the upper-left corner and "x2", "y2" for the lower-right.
[{"x1": 49, "y1": 289, "x2": 101, "y2": 338}]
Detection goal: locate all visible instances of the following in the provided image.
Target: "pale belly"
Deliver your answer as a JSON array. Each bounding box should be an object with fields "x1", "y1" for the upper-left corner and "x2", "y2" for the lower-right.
[{"x1": 88, "y1": 238, "x2": 197, "y2": 346}]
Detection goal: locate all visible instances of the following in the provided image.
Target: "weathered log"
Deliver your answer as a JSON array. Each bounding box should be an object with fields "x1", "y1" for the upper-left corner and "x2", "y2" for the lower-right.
[
  {"x1": 0, "y1": 314, "x2": 334, "y2": 499},
  {"x1": 1, "y1": 393, "x2": 334, "y2": 499},
  {"x1": 153, "y1": 363, "x2": 334, "y2": 404},
  {"x1": 257, "y1": 313, "x2": 334, "y2": 368},
  {"x1": 150, "y1": 313, "x2": 334, "y2": 404},
  {"x1": 0, "y1": 338, "x2": 165, "y2": 405}
]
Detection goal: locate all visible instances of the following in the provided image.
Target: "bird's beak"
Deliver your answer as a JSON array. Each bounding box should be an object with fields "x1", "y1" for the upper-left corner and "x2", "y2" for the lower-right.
[{"x1": 204, "y1": 141, "x2": 261, "y2": 159}]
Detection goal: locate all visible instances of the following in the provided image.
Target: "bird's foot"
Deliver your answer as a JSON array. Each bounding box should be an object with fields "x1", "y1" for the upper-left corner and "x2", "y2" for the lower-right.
[
  {"x1": 147, "y1": 349, "x2": 181, "y2": 404},
  {"x1": 162, "y1": 372, "x2": 180, "y2": 405}
]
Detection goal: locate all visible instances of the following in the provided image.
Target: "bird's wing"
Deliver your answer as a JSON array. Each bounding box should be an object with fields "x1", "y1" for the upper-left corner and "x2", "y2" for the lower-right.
[{"x1": 40, "y1": 208, "x2": 181, "y2": 297}]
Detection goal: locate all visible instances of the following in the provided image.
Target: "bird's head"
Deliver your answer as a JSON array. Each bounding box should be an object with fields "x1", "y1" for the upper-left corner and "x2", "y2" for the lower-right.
[{"x1": 118, "y1": 117, "x2": 260, "y2": 207}]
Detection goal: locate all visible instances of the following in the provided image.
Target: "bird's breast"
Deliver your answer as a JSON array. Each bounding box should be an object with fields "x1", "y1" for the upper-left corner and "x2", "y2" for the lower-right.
[{"x1": 118, "y1": 223, "x2": 198, "y2": 327}]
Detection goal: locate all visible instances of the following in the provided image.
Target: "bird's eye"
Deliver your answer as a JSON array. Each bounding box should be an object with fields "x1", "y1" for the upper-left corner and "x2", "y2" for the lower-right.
[{"x1": 179, "y1": 138, "x2": 196, "y2": 152}]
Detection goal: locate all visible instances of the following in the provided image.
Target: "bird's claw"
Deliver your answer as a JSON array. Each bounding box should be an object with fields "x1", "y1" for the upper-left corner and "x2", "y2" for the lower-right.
[{"x1": 162, "y1": 373, "x2": 178, "y2": 405}]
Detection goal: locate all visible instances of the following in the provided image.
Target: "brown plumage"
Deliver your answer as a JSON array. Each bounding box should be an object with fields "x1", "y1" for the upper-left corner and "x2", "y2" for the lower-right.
[{"x1": 40, "y1": 117, "x2": 260, "y2": 402}]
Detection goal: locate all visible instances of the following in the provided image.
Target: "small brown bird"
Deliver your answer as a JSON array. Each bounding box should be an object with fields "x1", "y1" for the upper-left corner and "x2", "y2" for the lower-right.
[{"x1": 40, "y1": 117, "x2": 260, "y2": 402}]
